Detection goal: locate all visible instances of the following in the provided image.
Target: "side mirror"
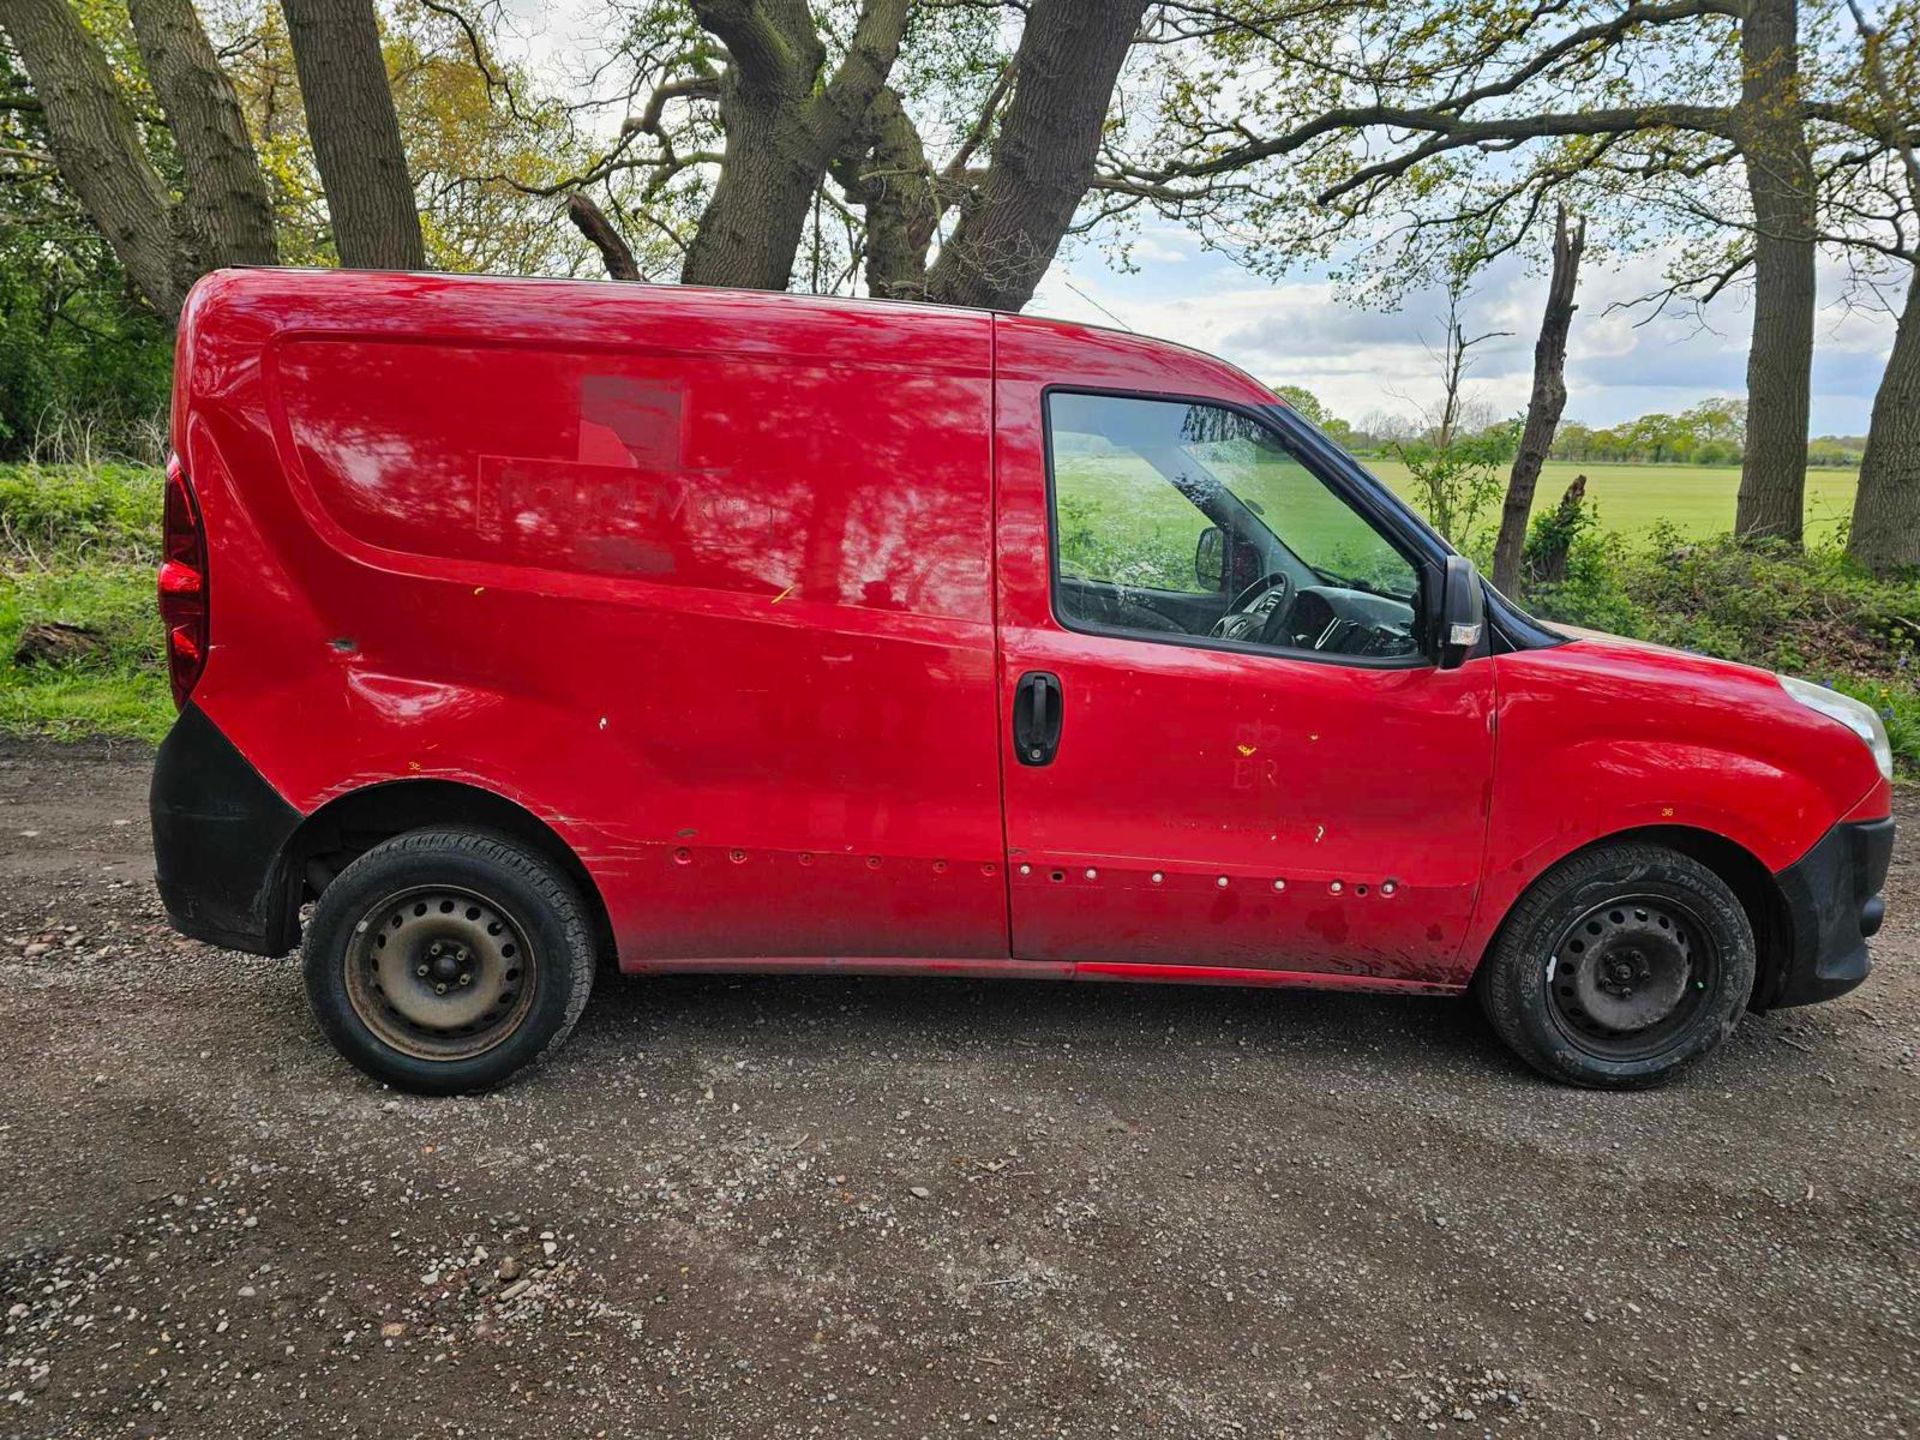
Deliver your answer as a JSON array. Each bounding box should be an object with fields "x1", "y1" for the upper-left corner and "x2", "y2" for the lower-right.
[
  {"x1": 1438, "y1": 555, "x2": 1485, "y2": 670},
  {"x1": 1195, "y1": 526, "x2": 1226, "y2": 590}
]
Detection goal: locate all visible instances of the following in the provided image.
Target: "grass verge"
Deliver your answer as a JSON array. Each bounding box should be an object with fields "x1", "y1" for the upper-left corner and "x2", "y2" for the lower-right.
[{"x1": 0, "y1": 465, "x2": 173, "y2": 743}]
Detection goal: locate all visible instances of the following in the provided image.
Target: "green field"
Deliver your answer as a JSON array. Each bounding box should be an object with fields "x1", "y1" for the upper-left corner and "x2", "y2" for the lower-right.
[{"x1": 1362, "y1": 459, "x2": 1861, "y2": 544}]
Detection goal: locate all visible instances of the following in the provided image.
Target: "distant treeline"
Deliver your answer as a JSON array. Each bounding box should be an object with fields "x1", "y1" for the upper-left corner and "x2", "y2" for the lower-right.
[
  {"x1": 1287, "y1": 390, "x2": 1865, "y2": 469},
  {"x1": 1551, "y1": 399, "x2": 1862, "y2": 468}
]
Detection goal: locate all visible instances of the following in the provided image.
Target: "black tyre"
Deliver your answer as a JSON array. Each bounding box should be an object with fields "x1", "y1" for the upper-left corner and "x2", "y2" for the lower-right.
[
  {"x1": 302, "y1": 829, "x2": 595, "y2": 1094},
  {"x1": 1477, "y1": 842, "x2": 1755, "y2": 1089}
]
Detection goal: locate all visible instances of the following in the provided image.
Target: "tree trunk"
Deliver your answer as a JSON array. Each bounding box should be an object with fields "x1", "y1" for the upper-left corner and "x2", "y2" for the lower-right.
[
  {"x1": 280, "y1": 0, "x2": 425, "y2": 270},
  {"x1": 1493, "y1": 205, "x2": 1585, "y2": 596},
  {"x1": 680, "y1": 0, "x2": 910, "y2": 291},
  {"x1": 128, "y1": 0, "x2": 277, "y2": 269},
  {"x1": 923, "y1": 0, "x2": 1148, "y2": 312},
  {"x1": 1841, "y1": 0, "x2": 1920, "y2": 574},
  {"x1": 1732, "y1": 0, "x2": 1814, "y2": 546},
  {"x1": 829, "y1": 87, "x2": 939, "y2": 299},
  {"x1": 14, "y1": 621, "x2": 106, "y2": 667},
  {"x1": 682, "y1": 86, "x2": 824, "y2": 289},
  {"x1": 0, "y1": 0, "x2": 195, "y2": 321},
  {"x1": 1529, "y1": 475, "x2": 1588, "y2": 588},
  {"x1": 1848, "y1": 266, "x2": 1920, "y2": 572}
]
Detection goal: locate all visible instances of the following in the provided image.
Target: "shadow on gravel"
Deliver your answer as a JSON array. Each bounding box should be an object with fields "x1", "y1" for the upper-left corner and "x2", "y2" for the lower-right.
[
  {"x1": 565, "y1": 966, "x2": 1525, "y2": 1083},
  {"x1": 222, "y1": 943, "x2": 1825, "y2": 1102}
]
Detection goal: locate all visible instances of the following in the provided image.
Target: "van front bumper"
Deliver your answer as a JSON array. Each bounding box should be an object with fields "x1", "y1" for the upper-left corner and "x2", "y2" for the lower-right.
[
  {"x1": 1761, "y1": 816, "x2": 1896, "y2": 1008},
  {"x1": 150, "y1": 704, "x2": 302, "y2": 955}
]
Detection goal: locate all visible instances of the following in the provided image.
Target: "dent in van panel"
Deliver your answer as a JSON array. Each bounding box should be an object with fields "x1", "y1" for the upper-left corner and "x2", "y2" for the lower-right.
[{"x1": 344, "y1": 670, "x2": 493, "y2": 725}]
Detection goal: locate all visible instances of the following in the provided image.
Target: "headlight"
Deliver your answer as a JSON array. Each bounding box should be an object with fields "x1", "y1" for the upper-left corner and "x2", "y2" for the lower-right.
[{"x1": 1778, "y1": 675, "x2": 1893, "y2": 781}]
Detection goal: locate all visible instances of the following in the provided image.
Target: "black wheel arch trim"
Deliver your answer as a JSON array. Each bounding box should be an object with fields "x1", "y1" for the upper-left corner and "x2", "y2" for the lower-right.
[
  {"x1": 150, "y1": 702, "x2": 304, "y2": 954},
  {"x1": 1760, "y1": 815, "x2": 1895, "y2": 1008},
  {"x1": 152, "y1": 705, "x2": 616, "y2": 962}
]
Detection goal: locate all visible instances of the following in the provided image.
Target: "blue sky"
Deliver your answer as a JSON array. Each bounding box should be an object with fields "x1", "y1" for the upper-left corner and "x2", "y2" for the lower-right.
[{"x1": 1027, "y1": 224, "x2": 1904, "y2": 437}]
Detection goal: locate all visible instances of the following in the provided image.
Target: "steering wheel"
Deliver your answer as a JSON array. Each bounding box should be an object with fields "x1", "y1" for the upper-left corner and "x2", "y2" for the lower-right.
[{"x1": 1209, "y1": 572, "x2": 1293, "y2": 642}]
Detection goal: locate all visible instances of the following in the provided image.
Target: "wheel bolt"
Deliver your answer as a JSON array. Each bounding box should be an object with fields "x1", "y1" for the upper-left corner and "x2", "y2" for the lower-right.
[
  {"x1": 434, "y1": 982, "x2": 447, "y2": 995},
  {"x1": 416, "y1": 964, "x2": 429, "y2": 977},
  {"x1": 458, "y1": 973, "x2": 471, "y2": 986}
]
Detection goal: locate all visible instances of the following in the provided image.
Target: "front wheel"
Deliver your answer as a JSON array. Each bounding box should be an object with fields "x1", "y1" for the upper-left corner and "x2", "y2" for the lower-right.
[
  {"x1": 303, "y1": 829, "x2": 595, "y2": 1094},
  {"x1": 1477, "y1": 843, "x2": 1756, "y2": 1089}
]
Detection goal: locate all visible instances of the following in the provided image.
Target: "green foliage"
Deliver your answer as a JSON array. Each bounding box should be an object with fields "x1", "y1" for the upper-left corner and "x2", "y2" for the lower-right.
[
  {"x1": 1341, "y1": 400, "x2": 1844, "y2": 475},
  {"x1": 1373, "y1": 457, "x2": 1859, "y2": 545},
  {"x1": 0, "y1": 0, "x2": 625, "y2": 461},
  {"x1": 1, "y1": 562, "x2": 163, "y2": 661},
  {"x1": 0, "y1": 564, "x2": 170, "y2": 741},
  {"x1": 0, "y1": 463, "x2": 161, "y2": 560},
  {"x1": 1273, "y1": 384, "x2": 1355, "y2": 447},
  {"x1": 1273, "y1": 384, "x2": 1329, "y2": 425},
  {"x1": 1517, "y1": 492, "x2": 1645, "y2": 636},
  {"x1": 0, "y1": 463, "x2": 170, "y2": 740},
  {"x1": 1832, "y1": 676, "x2": 1920, "y2": 774},
  {"x1": 1054, "y1": 490, "x2": 1196, "y2": 593},
  {"x1": 0, "y1": 665, "x2": 170, "y2": 740},
  {"x1": 1614, "y1": 525, "x2": 1916, "y2": 677},
  {"x1": 0, "y1": 281, "x2": 172, "y2": 462},
  {"x1": 1522, "y1": 480, "x2": 1597, "y2": 561},
  {"x1": 1392, "y1": 422, "x2": 1517, "y2": 550},
  {"x1": 0, "y1": 44, "x2": 175, "y2": 460},
  {"x1": 1808, "y1": 435, "x2": 1868, "y2": 468}
]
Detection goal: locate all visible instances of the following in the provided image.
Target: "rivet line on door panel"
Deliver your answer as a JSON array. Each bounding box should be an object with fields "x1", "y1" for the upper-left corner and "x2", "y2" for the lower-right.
[{"x1": 1009, "y1": 864, "x2": 1411, "y2": 896}]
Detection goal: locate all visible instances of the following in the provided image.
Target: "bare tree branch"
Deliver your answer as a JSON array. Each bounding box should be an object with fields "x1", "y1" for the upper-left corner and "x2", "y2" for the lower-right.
[{"x1": 567, "y1": 191, "x2": 642, "y2": 280}]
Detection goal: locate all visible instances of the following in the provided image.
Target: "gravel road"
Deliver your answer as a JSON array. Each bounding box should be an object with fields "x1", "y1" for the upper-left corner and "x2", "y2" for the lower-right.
[{"x1": 1, "y1": 738, "x2": 1916, "y2": 1439}]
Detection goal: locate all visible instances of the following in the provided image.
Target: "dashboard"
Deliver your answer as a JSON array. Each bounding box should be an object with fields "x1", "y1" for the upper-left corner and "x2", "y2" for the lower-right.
[{"x1": 1273, "y1": 585, "x2": 1419, "y2": 659}]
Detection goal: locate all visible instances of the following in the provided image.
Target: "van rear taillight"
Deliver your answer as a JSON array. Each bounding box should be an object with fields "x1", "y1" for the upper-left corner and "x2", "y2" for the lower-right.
[{"x1": 159, "y1": 459, "x2": 208, "y2": 708}]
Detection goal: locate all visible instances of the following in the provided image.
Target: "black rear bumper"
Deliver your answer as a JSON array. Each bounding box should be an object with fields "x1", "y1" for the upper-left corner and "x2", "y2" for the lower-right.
[
  {"x1": 150, "y1": 704, "x2": 302, "y2": 955},
  {"x1": 1760, "y1": 816, "x2": 1895, "y2": 1008}
]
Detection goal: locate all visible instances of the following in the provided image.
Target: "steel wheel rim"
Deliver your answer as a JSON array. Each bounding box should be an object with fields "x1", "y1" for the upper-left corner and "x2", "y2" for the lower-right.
[
  {"x1": 342, "y1": 885, "x2": 538, "y2": 1062},
  {"x1": 1544, "y1": 892, "x2": 1718, "y2": 1062}
]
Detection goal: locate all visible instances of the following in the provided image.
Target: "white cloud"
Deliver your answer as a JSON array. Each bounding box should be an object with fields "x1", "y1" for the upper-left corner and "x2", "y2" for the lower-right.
[{"x1": 1118, "y1": 228, "x2": 1195, "y2": 265}]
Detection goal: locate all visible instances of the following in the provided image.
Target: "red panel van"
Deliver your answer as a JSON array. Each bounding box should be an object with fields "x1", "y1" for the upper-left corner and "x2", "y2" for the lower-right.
[{"x1": 150, "y1": 269, "x2": 1894, "y2": 1093}]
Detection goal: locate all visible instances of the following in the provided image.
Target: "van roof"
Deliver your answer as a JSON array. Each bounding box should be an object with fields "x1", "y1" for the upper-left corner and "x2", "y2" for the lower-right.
[{"x1": 182, "y1": 267, "x2": 1279, "y2": 408}]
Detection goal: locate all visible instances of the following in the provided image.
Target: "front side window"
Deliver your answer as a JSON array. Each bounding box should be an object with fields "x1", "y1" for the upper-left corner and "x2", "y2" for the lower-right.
[{"x1": 1047, "y1": 392, "x2": 1424, "y2": 661}]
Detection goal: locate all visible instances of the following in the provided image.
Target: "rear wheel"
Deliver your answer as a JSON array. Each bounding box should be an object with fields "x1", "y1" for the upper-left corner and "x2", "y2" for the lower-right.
[
  {"x1": 1478, "y1": 842, "x2": 1755, "y2": 1089},
  {"x1": 303, "y1": 830, "x2": 594, "y2": 1094}
]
